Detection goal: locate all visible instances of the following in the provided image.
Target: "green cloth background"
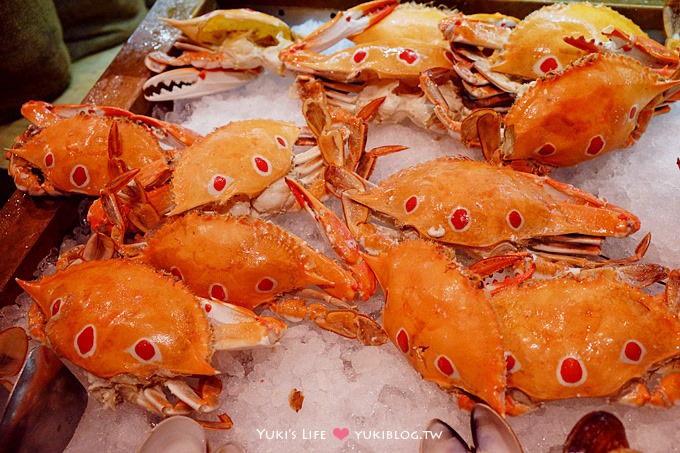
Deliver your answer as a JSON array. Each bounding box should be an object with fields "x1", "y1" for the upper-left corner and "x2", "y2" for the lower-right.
[{"x1": 0, "y1": 0, "x2": 148, "y2": 123}]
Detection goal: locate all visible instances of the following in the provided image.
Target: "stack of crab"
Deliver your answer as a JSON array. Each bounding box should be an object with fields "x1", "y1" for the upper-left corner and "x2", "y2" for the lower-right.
[{"x1": 3, "y1": 1, "x2": 680, "y2": 451}]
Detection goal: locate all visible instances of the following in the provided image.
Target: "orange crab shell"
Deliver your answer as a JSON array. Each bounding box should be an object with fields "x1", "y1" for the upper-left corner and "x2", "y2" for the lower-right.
[
  {"x1": 168, "y1": 119, "x2": 300, "y2": 215},
  {"x1": 493, "y1": 269, "x2": 680, "y2": 402},
  {"x1": 489, "y1": 2, "x2": 647, "y2": 79},
  {"x1": 504, "y1": 53, "x2": 680, "y2": 167},
  {"x1": 18, "y1": 260, "x2": 215, "y2": 379},
  {"x1": 140, "y1": 212, "x2": 360, "y2": 309},
  {"x1": 8, "y1": 114, "x2": 169, "y2": 196},
  {"x1": 347, "y1": 157, "x2": 638, "y2": 248},
  {"x1": 281, "y1": 39, "x2": 454, "y2": 83},
  {"x1": 364, "y1": 239, "x2": 506, "y2": 414},
  {"x1": 350, "y1": 3, "x2": 450, "y2": 49}
]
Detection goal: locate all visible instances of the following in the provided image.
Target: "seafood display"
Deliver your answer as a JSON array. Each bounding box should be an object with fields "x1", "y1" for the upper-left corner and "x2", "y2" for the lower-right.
[
  {"x1": 355, "y1": 238, "x2": 680, "y2": 416},
  {"x1": 3, "y1": 1, "x2": 680, "y2": 452}
]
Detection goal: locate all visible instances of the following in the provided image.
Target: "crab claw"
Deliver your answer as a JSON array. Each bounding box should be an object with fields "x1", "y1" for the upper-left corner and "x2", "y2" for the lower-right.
[
  {"x1": 420, "y1": 404, "x2": 523, "y2": 453},
  {"x1": 160, "y1": 9, "x2": 293, "y2": 46},
  {"x1": 199, "y1": 298, "x2": 287, "y2": 350},
  {"x1": 282, "y1": 0, "x2": 398, "y2": 55},
  {"x1": 268, "y1": 299, "x2": 388, "y2": 346},
  {"x1": 285, "y1": 177, "x2": 377, "y2": 301},
  {"x1": 143, "y1": 67, "x2": 262, "y2": 101}
]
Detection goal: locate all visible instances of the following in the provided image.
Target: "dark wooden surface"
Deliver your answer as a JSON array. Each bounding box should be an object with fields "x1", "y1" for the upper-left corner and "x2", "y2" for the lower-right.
[{"x1": 0, "y1": 0, "x2": 212, "y2": 306}]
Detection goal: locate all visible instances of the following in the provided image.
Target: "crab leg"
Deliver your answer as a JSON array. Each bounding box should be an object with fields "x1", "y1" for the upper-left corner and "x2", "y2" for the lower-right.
[
  {"x1": 199, "y1": 299, "x2": 286, "y2": 350},
  {"x1": 285, "y1": 177, "x2": 377, "y2": 301},
  {"x1": 20, "y1": 101, "x2": 202, "y2": 148},
  {"x1": 268, "y1": 299, "x2": 388, "y2": 346}
]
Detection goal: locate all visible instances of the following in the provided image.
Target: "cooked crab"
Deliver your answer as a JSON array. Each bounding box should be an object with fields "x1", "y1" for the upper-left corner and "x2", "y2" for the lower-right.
[
  {"x1": 123, "y1": 211, "x2": 385, "y2": 346},
  {"x1": 6, "y1": 101, "x2": 201, "y2": 196},
  {"x1": 458, "y1": 53, "x2": 680, "y2": 170},
  {"x1": 317, "y1": 157, "x2": 640, "y2": 260},
  {"x1": 18, "y1": 259, "x2": 287, "y2": 427},
  {"x1": 363, "y1": 238, "x2": 680, "y2": 416},
  {"x1": 143, "y1": 9, "x2": 294, "y2": 101}
]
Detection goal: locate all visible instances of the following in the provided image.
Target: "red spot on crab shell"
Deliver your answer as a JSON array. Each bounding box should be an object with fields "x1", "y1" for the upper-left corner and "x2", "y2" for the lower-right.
[
  {"x1": 537, "y1": 56, "x2": 559, "y2": 74},
  {"x1": 449, "y1": 207, "x2": 470, "y2": 232},
  {"x1": 70, "y1": 165, "x2": 90, "y2": 188},
  {"x1": 505, "y1": 351, "x2": 521, "y2": 373},
  {"x1": 253, "y1": 156, "x2": 271, "y2": 176},
  {"x1": 404, "y1": 195, "x2": 418, "y2": 213},
  {"x1": 212, "y1": 175, "x2": 227, "y2": 192},
  {"x1": 208, "y1": 174, "x2": 231, "y2": 197},
  {"x1": 50, "y1": 298, "x2": 62, "y2": 317},
  {"x1": 275, "y1": 135, "x2": 287, "y2": 148},
  {"x1": 629, "y1": 105, "x2": 638, "y2": 121},
  {"x1": 209, "y1": 283, "x2": 228, "y2": 301},
  {"x1": 75, "y1": 325, "x2": 96, "y2": 358},
  {"x1": 256, "y1": 277, "x2": 277, "y2": 292},
  {"x1": 535, "y1": 143, "x2": 556, "y2": 157},
  {"x1": 170, "y1": 266, "x2": 184, "y2": 281},
  {"x1": 585, "y1": 135, "x2": 605, "y2": 156},
  {"x1": 621, "y1": 340, "x2": 646, "y2": 364},
  {"x1": 557, "y1": 356, "x2": 586, "y2": 386},
  {"x1": 134, "y1": 339, "x2": 157, "y2": 362},
  {"x1": 44, "y1": 152, "x2": 55, "y2": 168},
  {"x1": 435, "y1": 355, "x2": 457, "y2": 377},
  {"x1": 507, "y1": 210, "x2": 523, "y2": 230},
  {"x1": 398, "y1": 49, "x2": 419, "y2": 65},
  {"x1": 353, "y1": 49, "x2": 367, "y2": 64},
  {"x1": 396, "y1": 328, "x2": 410, "y2": 353}
]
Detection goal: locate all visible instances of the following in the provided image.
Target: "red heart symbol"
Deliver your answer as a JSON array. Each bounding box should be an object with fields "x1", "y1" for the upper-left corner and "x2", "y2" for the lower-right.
[
  {"x1": 333, "y1": 427, "x2": 349, "y2": 440},
  {"x1": 399, "y1": 49, "x2": 418, "y2": 65}
]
